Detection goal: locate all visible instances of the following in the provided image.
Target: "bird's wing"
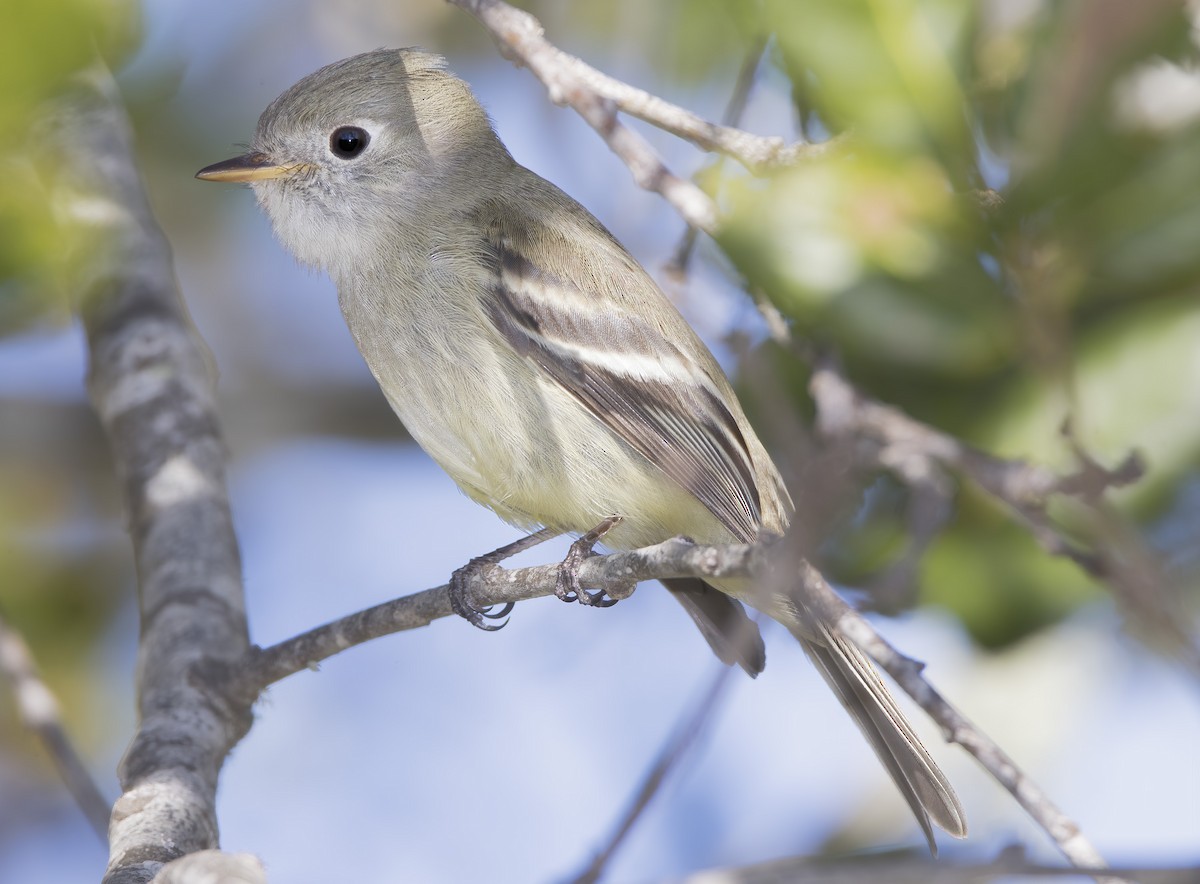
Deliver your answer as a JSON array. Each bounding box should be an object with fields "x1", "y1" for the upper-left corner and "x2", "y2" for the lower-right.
[{"x1": 474, "y1": 225, "x2": 761, "y2": 543}]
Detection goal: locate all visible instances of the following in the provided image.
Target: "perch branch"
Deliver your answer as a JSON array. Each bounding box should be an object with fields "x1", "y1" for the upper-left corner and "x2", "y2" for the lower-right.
[
  {"x1": 226, "y1": 537, "x2": 762, "y2": 703},
  {"x1": 224, "y1": 535, "x2": 1119, "y2": 880}
]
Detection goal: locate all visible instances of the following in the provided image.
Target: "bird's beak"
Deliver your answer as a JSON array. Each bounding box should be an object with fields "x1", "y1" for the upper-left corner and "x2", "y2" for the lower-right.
[{"x1": 196, "y1": 151, "x2": 308, "y2": 183}]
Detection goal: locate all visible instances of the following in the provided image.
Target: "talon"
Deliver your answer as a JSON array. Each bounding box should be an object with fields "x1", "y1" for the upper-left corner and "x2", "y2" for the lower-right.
[
  {"x1": 554, "y1": 567, "x2": 579, "y2": 603},
  {"x1": 555, "y1": 515, "x2": 623, "y2": 609},
  {"x1": 480, "y1": 602, "x2": 514, "y2": 620},
  {"x1": 581, "y1": 588, "x2": 619, "y2": 607},
  {"x1": 446, "y1": 527, "x2": 563, "y2": 631},
  {"x1": 449, "y1": 561, "x2": 509, "y2": 631}
]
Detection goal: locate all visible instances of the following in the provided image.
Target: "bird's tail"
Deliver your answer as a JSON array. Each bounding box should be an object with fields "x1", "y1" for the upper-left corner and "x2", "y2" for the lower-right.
[
  {"x1": 790, "y1": 618, "x2": 967, "y2": 853},
  {"x1": 663, "y1": 577, "x2": 766, "y2": 677},
  {"x1": 668, "y1": 574, "x2": 966, "y2": 851}
]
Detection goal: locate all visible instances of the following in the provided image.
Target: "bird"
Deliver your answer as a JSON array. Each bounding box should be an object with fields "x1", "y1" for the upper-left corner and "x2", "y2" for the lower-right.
[{"x1": 196, "y1": 47, "x2": 966, "y2": 850}]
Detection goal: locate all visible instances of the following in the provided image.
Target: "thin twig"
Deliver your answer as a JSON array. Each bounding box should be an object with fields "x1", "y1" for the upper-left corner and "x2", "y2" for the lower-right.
[
  {"x1": 794, "y1": 562, "x2": 1128, "y2": 884},
  {"x1": 450, "y1": 0, "x2": 749, "y2": 231},
  {"x1": 666, "y1": 37, "x2": 768, "y2": 280},
  {"x1": 446, "y1": 0, "x2": 811, "y2": 171},
  {"x1": 807, "y1": 356, "x2": 1200, "y2": 676},
  {"x1": 570, "y1": 663, "x2": 738, "y2": 884},
  {"x1": 808, "y1": 355, "x2": 1145, "y2": 535},
  {"x1": 565, "y1": 88, "x2": 719, "y2": 232},
  {"x1": 0, "y1": 609, "x2": 110, "y2": 840}
]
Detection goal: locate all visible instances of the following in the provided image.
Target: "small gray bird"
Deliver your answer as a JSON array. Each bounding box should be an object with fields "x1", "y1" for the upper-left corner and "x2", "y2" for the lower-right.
[{"x1": 197, "y1": 48, "x2": 966, "y2": 849}]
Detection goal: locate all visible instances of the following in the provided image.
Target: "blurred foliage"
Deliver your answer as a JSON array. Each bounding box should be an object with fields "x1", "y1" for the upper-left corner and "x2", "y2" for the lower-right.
[
  {"x1": 0, "y1": 458, "x2": 130, "y2": 764},
  {"x1": 716, "y1": 0, "x2": 1200, "y2": 646},
  {"x1": 0, "y1": 0, "x2": 138, "y2": 764},
  {"x1": 0, "y1": 0, "x2": 139, "y2": 335}
]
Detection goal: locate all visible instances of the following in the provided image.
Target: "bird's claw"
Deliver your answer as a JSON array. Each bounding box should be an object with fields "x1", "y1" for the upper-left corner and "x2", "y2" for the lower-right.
[
  {"x1": 446, "y1": 527, "x2": 562, "y2": 631},
  {"x1": 554, "y1": 515, "x2": 623, "y2": 608},
  {"x1": 449, "y1": 560, "x2": 511, "y2": 631}
]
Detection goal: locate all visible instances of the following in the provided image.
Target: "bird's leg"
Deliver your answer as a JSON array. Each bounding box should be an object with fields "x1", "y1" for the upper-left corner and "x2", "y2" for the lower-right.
[
  {"x1": 449, "y1": 526, "x2": 561, "y2": 631},
  {"x1": 555, "y1": 515, "x2": 624, "y2": 608}
]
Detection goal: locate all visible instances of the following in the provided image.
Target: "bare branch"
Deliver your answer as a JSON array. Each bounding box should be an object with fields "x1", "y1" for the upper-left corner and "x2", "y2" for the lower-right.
[
  {"x1": 683, "y1": 850, "x2": 1194, "y2": 884},
  {"x1": 228, "y1": 537, "x2": 761, "y2": 703},
  {"x1": 42, "y1": 61, "x2": 262, "y2": 883},
  {"x1": 794, "y1": 562, "x2": 1127, "y2": 884},
  {"x1": 447, "y1": 0, "x2": 848, "y2": 230},
  {"x1": 223, "y1": 531, "x2": 1119, "y2": 880},
  {"x1": 808, "y1": 359, "x2": 1142, "y2": 508},
  {"x1": 570, "y1": 664, "x2": 738, "y2": 884},
  {"x1": 0, "y1": 609, "x2": 110, "y2": 840},
  {"x1": 808, "y1": 356, "x2": 1200, "y2": 674},
  {"x1": 564, "y1": 89, "x2": 719, "y2": 232},
  {"x1": 809, "y1": 356, "x2": 1145, "y2": 552},
  {"x1": 451, "y1": 0, "x2": 724, "y2": 231},
  {"x1": 446, "y1": 0, "x2": 816, "y2": 171}
]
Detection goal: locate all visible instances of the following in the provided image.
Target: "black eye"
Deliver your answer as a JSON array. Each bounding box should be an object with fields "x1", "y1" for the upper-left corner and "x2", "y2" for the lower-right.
[{"x1": 330, "y1": 126, "x2": 369, "y2": 158}]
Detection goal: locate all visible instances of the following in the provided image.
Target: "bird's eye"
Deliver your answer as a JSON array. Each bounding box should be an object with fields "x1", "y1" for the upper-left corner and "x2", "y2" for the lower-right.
[{"x1": 330, "y1": 126, "x2": 370, "y2": 159}]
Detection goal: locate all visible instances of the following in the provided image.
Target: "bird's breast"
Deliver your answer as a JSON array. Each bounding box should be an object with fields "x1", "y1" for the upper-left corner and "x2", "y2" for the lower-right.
[{"x1": 334, "y1": 271, "x2": 729, "y2": 545}]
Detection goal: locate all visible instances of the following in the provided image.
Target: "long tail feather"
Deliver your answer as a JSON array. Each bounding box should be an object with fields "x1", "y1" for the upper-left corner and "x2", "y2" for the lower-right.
[{"x1": 795, "y1": 622, "x2": 967, "y2": 852}]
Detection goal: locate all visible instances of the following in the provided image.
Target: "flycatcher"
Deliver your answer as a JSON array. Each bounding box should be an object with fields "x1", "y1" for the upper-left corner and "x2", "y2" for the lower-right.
[{"x1": 197, "y1": 48, "x2": 965, "y2": 849}]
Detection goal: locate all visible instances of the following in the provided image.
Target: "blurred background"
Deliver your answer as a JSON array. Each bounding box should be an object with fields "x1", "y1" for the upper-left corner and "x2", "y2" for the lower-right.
[{"x1": 1, "y1": 0, "x2": 1198, "y2": 881}]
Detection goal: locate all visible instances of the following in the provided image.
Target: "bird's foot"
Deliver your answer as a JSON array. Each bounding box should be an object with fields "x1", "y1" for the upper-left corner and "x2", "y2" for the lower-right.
[
  {"x1": 449, "y1": 558, "x2": 514, "y2": 631},
  {"x1": 555, "y1": 515, "x2": 623, "y2": 607},
  {"x1": 449, "y1": 527, "x2": 560, "y2": 631}
]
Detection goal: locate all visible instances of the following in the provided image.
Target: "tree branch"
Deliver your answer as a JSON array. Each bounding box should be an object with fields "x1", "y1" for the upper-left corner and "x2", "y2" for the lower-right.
[
  {"x1": 808, "y1": 356, "x2": 1200, "y2": 676},
  {"x1": 446, "y1": 0, "x2": 816, "y2": 170},
  {"x1": 809, "y1": 358, "x2": 1143, "y2": 511},
  {"x1": 447, "y1": 0, "x2": 821, "y2": 231},
  {"x1": 794, "y1": 561, "x2": 1126, "y2": 884},
  {"x1": 222, "y1": 532, "x2": 1120, "y2": 880},
  {"x1": 43, "y1": 62, "x2": 262, "y2": 884},
  {"x1": 567, "y1": 88, "x2": 719, "y2": 231},
  {"x1": 226, "y1": 537, "x2": 760, "y2": 703}
]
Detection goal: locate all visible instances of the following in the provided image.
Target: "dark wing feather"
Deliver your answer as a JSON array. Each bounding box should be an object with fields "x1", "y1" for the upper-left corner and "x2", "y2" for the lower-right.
[
  {"x1": 480, "y1": 241, "x2": 761, "y2": 542},
  {"x1": 661, "y1": 577, "x2": 766, "y2": 676}
]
